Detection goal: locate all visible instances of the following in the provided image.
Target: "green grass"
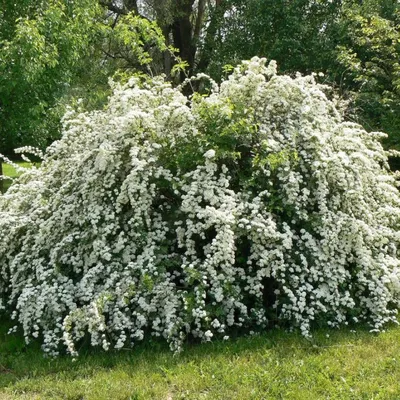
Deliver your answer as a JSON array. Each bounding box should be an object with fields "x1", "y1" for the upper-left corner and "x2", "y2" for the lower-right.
[
  {"x1": 1, "y1": 161, "x2": 400, "y2": 398},
  {"x1": 2, "y1": 162, "x2": 33, "y2": 179},
  {"x1": 0, "y1": 321, "x2": 400, "y2": 399},
  {"x1": 1, "y1": 162, "x2": 36, "y2": 192}
]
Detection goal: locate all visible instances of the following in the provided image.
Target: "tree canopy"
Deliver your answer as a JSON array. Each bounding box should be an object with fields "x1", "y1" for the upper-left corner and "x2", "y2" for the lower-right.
[
  {"x1": 1, "y1": 0, "x2": 399, "y2": 156},
  {"x1": 0, "y1": 0, "x2": 101, "y2": 154},
  {"x1": 0, "y1": 0, "x2": 165, "y2": 156}
]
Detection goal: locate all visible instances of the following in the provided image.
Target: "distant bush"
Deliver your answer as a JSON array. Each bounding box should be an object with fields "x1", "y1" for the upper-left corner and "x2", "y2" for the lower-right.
[{"x1": 1, "y1": 58, "x2": 400, "y2": 356}]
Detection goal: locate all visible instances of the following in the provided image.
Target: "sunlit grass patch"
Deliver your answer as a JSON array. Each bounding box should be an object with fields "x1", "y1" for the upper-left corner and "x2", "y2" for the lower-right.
[
  {"x1": 0, "y1": 322, "x2": 400, "y2": 399},
  {"x1": 2, "y1": 162, "x2": 35, "y2": 179},
  {"x1": 1, "y1": 162, "x2": 37, "y2": 192}
]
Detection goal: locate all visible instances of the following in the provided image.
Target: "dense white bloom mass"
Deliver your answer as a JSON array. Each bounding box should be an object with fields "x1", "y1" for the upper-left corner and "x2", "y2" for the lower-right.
[{"x1": 1, "y1": 57, "x2": 400, "y2": 355}]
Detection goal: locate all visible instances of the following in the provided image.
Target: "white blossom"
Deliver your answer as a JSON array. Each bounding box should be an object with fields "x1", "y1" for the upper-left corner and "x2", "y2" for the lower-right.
[
  {"x1": 204, "y1": 149, "x2": 216, "y2": 159},
  {"x1": 0, "y1": 57, "x2": 399, "y2": 355}
]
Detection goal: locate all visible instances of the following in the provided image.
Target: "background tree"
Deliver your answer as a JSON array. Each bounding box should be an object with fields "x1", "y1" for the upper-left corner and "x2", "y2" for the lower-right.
[
  {"x1": 335, "y1": 1, "x2": 400, "y2": 153},
  {"x1": 100, "y1": 0, "x2": 228, "y2": 81},
  {"x1": 203, "y1": 0, "x2": 342, "y2": 80},
  {"x1": 0, "y1": 0, "x2": 102, "y2": 156},
  {"x1": 1, "y1": 0, "x2": 400, "y2": 171},
  {"x1": 0, "y1": 0, "x2": 165, "y2": 157}
]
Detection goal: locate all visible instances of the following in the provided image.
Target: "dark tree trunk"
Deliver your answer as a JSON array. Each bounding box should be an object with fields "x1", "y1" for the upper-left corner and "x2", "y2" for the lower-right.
[
  {"x1": 124, "y1": 0, "x2": 138, "y2": 14},
  {"x1": 100, "y1": 0, "x2": 219, "y2": 84},
  {"x1": 171, "y1": 0, "x2": 196, "y2": 82},
  {"x1": 0, "y1": 161, "x2": 3, "y2": 193},
  {"x1": 99, "y1": 0, "x2": 137, "y2": 15},
  {"x1": 162, "y1": 26, "x2": 173, "y2": 80}
]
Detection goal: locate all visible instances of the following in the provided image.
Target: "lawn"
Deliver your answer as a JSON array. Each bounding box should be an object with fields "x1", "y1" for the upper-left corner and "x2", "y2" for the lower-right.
[
  {"x1": 0, "y1": 320, "x2": 399, "y2": 400},
  {"x1": 1, "y1": 162, "x2": 400, "y2": 399},
  {"x1": 1, "y1": 162, "x2": 36, "y2": 192}
]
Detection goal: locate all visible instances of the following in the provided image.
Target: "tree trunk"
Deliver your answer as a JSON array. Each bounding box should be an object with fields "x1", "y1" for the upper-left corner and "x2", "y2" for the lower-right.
[
  {"x1": 0, "y1": 161, "x2": 3, "y2": 193},
  {"x1": 193, "y1": 0, "x2": 206, "y2": 44},
  {"x1": 162, "y1": 26, "x2": 172, "y2": 80},
  {"x1": 171, "y1": 0, "x2": 196, "y2": 81},
  {"x1": 124, "y1": 0, "x2": 138, "y2": 14}
]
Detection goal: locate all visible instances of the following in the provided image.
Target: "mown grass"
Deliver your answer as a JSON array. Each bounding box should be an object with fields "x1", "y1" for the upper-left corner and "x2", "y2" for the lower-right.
[
  {"x1": 1, "y1": 161, "x2": 400, "y2": 398},
  {"x1": 0, "y1": 319, "x2": 400, "y2": 400},
  {"x1": 1, "y1": 162, "x2": 36, "y2": 192}
]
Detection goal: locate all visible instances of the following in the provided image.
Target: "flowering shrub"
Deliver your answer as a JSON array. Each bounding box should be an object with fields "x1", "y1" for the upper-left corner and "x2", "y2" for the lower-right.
[{"x1": 1, "y1": 57, "x2": 400, "y2": 356}]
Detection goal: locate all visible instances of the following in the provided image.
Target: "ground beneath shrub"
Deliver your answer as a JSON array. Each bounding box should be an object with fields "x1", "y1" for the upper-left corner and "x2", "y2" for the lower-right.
[
  {"x1": 0, "y1": 320, "x2": 399, "y2": 399},
  {"x1": 1, "y1": 162, "x2": 36, "y2": 193}
]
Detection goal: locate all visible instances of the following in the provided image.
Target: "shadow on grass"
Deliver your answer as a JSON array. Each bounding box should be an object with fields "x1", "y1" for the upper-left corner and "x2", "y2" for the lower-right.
[
  {"x1": 0, "y1": 179, "x2": 12, "y2": 193},
  {"x1": 0, "y1": 315, "x2": 389, "y2": 387}
]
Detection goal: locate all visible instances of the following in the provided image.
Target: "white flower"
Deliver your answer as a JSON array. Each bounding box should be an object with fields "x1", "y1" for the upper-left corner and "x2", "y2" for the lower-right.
[
  {"x1": 204, "y1": 330, "x2": 213, "y2": 341},
  {"x1": 0, "y1": 57, "x2": 399, "y2": 356},
  {"x1": 204, "y1": 149, "x2": 216, "y2": 159}
]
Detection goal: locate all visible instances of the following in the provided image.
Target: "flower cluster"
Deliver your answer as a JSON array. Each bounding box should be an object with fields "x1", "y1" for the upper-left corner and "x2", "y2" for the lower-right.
[{"x1": 1, "y1": 57, "x2": 400, "y2": 355}]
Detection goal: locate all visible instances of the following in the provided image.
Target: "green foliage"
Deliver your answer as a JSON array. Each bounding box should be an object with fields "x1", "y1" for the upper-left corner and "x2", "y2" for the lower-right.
[
  {"x1": 0, "y1": 0, "x2": 104, "y2": 154},
  {"x1": 0, "y1": 1, "x2": 167, "y2": 156},
  {"x1": 336, "y1": 3, "x2": 400, "y2": 149},
  {"x1": 205, "y1": 0, "x2": 341, "y2": 80},
  {"x1": 102, "y1": 13, "x2": 167, "y2": 72}
]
